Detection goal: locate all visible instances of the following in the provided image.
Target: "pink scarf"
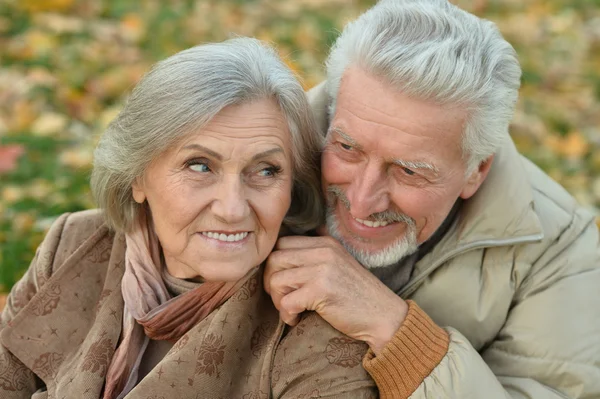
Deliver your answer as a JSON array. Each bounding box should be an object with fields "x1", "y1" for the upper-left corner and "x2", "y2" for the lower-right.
[{"x1": 103, "y1": 213, "x2": 252, "y2": 399}]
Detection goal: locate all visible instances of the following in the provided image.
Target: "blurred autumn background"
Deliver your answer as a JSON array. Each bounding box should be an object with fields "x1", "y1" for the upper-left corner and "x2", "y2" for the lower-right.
[{"x1": 1, "y1": 0, "x2": 599, "y2": 308}]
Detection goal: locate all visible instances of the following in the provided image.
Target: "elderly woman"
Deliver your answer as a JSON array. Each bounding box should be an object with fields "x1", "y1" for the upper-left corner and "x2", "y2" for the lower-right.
[{"x1": 0, "y1": 38, "x2": 376, "y2": 398}]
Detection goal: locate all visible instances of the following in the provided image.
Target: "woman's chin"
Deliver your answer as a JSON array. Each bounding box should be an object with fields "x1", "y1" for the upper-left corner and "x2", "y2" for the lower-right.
[{"x1": 189, "y1": 261, "x2": 260, "y2": 283}]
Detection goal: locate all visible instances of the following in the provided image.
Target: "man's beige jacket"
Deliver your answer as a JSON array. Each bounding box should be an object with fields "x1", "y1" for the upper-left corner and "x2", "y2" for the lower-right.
[{"x1": 309, "y1": 83, "x2": 600, "y2": 398}]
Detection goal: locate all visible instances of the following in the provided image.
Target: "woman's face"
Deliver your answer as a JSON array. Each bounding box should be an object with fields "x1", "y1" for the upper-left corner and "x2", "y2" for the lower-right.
[{"x1": 132, "y1": 99, "x2": 293, "y2": 282}]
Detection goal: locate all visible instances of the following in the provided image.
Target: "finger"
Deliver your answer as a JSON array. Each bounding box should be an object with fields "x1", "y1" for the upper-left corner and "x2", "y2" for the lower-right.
[
  {"x1": 265, "y1": 246, "x2": 333, "y2": 294},
  {"x1": 279, "y1": 287, "x2": 316, "y2": 326},
  {"x1": 264, "y1": 249, "x2": 303, "y2": 294},
  {"x1": 279, "y1": 309, "x2": 301, "y2": 326},
  {"x1": 265, "y1": 266, "x2": 314, "y2": 306},
  {"x1": 275, "y1": 235, "x2": 333, "y2": 250},
  {"x1": 269, "y1": 280, "x2": 296, "y2": 312}
]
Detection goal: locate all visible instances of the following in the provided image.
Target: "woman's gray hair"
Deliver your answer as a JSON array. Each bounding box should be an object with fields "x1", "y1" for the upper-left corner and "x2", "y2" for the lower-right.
[
  {"x1": 326, "y1": 0, "x2": 522, "y2": 172},
  {"x1": 92, "y1": 38, "x2": 324, "y2": 233}
]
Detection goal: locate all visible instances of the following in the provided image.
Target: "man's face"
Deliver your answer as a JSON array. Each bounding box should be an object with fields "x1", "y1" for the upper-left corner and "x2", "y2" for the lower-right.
[{"x1": 322, "y1": 67, "x2": 489, "y2": 268}]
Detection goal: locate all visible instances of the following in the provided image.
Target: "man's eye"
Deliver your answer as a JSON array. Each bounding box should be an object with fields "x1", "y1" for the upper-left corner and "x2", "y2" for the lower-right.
[
  {"x1": 189, "y1": 163, "x2": 211, "y2": 173},
  {"x1": 403, "y1": 167, "x2": 415, "y2": 176},
  {"x1": 340, "y1": 142, "x2": 353, "y2": 151}
]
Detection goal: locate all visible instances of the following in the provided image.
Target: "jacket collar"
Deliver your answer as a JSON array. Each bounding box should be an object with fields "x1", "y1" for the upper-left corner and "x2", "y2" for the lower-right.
[{"x1": 453, "y1": 138, "x2": 543, "y2": 246}]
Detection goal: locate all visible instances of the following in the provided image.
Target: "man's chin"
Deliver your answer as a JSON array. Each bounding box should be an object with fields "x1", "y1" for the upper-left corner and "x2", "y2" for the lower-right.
[
  {"x1": 329, "y1": 228, "x2": 418, "y2": 269},
  {"x1": 325, "y1": 210, "x2": 418, "y2": 268},
  {"x1": 348, "y1": 241, "x2": 418, "y2": 269}
]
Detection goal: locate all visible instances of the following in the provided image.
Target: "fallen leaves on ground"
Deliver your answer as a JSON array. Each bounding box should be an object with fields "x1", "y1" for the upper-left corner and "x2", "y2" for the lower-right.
[{"x1": 0, "y1": 0, "x2": 599, "y2": 292}]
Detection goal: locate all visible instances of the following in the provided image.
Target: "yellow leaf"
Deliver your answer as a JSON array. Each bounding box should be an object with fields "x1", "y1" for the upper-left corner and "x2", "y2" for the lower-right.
[
  {"x1": 59, "y1": 148, "x2": 93, "y2": 169},
  {"x1": 293, "y1": 22, "x2": 319, "y2": 51},
  {"x1": 542, "y1": 134, "x2": 564, "y2": 154},
  {"x1": 562, "y1": 131, "x2": 589, "y2": 159},
  {"x1": 2, "y1": 185, "x2": 26, "y2": 204},
  {"x1": 31, "y1": 112, "x2": 68, "y2": 137},
  {"x1": 28, "y1": 179, "x2": 53, "y2": 200},
  {"x1": 13, "y1": 213, "x2": 35, "y2": 233},
  {"x1": 10, "y1": 100, "x2": 37, "y2": 131},
  {"x1": 121, "y1": 14, "x2": 146, "y2": 43},
  {"x1": 18, "y1": 0, "x2": 75, "y2": 13}
]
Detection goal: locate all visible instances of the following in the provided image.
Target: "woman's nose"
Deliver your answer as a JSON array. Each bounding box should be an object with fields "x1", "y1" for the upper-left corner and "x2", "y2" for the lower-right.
[{"x1": 211, "y1": 175, "x2": 250, "y2": 223}]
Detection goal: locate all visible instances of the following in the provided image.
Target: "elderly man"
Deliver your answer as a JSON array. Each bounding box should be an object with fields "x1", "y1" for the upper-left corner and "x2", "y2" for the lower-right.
[{"x1": 264, "y1": 0, "x2": 600, "y2": 398}]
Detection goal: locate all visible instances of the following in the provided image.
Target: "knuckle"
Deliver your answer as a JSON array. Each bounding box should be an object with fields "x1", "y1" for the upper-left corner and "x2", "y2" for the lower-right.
[
  {"x1": 315, "y1": 246, "x2": 335, "y2": 261},
  {"x1": 315, "y1": 261, "x2": 334, "y2": 279},
  {"x1": 280, "y1": 294, "x2": 294, "y2": 312},
  {"x1": 313, "y1": 277, "x2": 329, "y2": 294},
  {"x1": 275, "y1": 237, "x2": 289, "y2": 249},
  {"x1": 270, "y1": 270, "x2": 286, "y2": 289},
  {"x1": 265, "y1": 250, "x2": 287, "y2": 271},
  {"x1": 324, "y1": 235, "x2": 340, "y2": 247}
]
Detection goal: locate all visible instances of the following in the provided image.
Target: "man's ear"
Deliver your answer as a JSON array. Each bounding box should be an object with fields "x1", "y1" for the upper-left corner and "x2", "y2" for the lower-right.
[
  {"x1": 131, "y1": 178, "x2": 146, "y2": 204},
  {"x1": 460, "y1": 155, "x2": 494, "y2": 200}
]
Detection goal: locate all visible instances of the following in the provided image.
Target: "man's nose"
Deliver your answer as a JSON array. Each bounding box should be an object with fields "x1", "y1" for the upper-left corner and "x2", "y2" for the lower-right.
[
  {"x1": 211, "y1": 175, "x2": 250, "y2": 224},
  {"x1": 345, "y1": 162, "x2": 390, "y2": 219}
]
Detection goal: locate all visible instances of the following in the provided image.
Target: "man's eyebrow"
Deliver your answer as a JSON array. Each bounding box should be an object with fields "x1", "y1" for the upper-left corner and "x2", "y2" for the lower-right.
[
  {"x1": 182, "y1": 144, "x2": 222, "y2": 160},
  {"x1": 328, "y1": 127, "x2": 362, "y2": 150},
  {"x1": 250, "y1": 147, "x2": 284, "y2": 162},
  {"x1": 393, "y1": 159, "x2": 439, "y2": 175}
]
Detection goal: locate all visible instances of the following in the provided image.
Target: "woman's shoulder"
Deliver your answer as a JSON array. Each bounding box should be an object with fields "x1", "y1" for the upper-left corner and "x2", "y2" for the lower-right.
[
  {"x1": 43, "y1": 209, "x2": 116, "y2": 274},
  {"x1": 60, "y1": 209, "x2": 108, "y2": 237}
]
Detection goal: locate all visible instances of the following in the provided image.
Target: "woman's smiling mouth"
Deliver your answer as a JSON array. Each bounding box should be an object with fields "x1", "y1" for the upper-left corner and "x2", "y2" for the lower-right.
[{"x1": 200, "y1": 231, "x2": 251, "y2": 243}]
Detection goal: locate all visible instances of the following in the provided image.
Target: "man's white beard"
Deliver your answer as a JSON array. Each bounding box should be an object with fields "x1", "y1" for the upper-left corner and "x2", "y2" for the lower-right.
[{"x1": 325, "y1": 207, "x2": 419, "y2": 269}]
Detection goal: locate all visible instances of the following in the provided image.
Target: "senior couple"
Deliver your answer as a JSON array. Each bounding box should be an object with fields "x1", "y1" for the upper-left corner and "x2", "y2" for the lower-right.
[{"x1": 2, "y1": 0, "x2": 599, "y2": 398}]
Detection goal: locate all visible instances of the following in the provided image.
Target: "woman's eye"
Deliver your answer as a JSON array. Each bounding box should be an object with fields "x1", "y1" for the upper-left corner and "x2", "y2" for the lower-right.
[
  {"x1": 258, "y1": 166, "x2": 281, "y2": 177},
  {"x1": 189, "y1": 163, "x2": 211, "y2": 173}
]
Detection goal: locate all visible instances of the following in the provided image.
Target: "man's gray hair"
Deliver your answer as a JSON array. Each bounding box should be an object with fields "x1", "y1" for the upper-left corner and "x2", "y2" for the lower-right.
[
  {"x1": 92, "y1": 38, "x2": 324, "y2": 233},
  {"x1": 325, "y1": 0, "x2": 522, "y2": 171}
]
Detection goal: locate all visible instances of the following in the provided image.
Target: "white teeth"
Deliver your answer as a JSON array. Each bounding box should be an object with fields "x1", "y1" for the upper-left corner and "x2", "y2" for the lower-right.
[
  {"x1": 201, "y1": 231, "x2": 249, "y2": 242},
  {"x1": 354, "y1": 217, "x2": 389, "y2": 228}
]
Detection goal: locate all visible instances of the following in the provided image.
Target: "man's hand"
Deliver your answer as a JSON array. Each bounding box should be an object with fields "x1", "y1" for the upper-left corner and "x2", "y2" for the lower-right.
[{"x1": 264, "y1": 235, "x2": 408, "y2": 355}]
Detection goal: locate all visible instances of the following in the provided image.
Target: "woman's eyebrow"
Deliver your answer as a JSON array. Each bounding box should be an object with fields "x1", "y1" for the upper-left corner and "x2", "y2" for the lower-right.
[
  {"x1": 182, "y1": 144, "x2": 284, "y2": 162},
  {"x1": 182, "y1": 144, "x2": 222, "y2": 160},
  {"x1": 250, "y1": 147, "x2": 284, "y2": 162}
]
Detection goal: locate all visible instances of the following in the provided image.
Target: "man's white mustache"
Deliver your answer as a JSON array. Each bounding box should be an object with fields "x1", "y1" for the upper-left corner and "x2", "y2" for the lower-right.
[{"x1": 326, "y1": 185, "x2": 416, "y2": 227}]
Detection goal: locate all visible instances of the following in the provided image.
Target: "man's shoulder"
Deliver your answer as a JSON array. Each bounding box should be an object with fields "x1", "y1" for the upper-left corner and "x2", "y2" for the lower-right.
[
  {"x1": 520, "y1": 155, "x2": 596, "y2": 239},
  {"x1": 501, "y1": 155, "x2": 599, "y2": 275}
]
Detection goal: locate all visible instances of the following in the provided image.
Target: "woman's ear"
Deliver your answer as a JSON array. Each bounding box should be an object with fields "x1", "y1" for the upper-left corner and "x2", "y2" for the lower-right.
[{"x1": 131, "y1": 178, "x2": 146, "y2": 204}]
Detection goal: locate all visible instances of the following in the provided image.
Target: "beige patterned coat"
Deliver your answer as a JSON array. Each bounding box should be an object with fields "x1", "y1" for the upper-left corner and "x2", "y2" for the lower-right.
[{"x1": 0, "y1": 210, "x2": 377, "y2": 399}]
